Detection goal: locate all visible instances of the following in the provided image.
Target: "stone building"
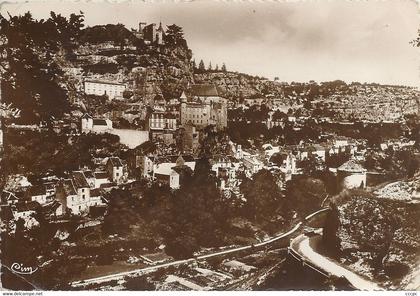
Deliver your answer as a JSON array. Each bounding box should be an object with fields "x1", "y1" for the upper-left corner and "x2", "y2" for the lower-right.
[
  {"x1": 143, "y1": 22, "x2": 165, "y2": 45},
  {"x1": 84, "y1": 79, "x2": 126, "y2": 100},
  {"x1": 81, "y1": 113, "x2": 113, "y2": 133},
  {"x1": 180, "y1": 84, "x2": 227, "y2": 131},
  {"x1": 147, "y1": 111, "x2": 177, "y2": 132}
]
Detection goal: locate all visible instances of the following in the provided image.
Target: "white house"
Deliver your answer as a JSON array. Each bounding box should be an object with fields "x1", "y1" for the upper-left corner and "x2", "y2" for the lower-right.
[
  {"x1": 149, "y1": 155, "x2": 196, "y2": 180},
  {"x1": 94, "y1": 172, "x2": 110, "y2": 189},
  {"x1": 154, "y1": 166, "x2": 181, "y2": 189},
  {"x1": 12, "y1": 201, "x2": 40, "y2": 228},
  {"x1": 231, "y1": 143, "x2": 244, "y2": 160},
  {"x1": 81, "y1": 113, "x2": 113, "y2": 134},
  {"x1": 243, "y1": 154, "x2": 264, "y2": 177},
  {"x1": 142, "y1": 156, "x2": 155, "y2": 178},
  {"x1": 84, "y1": 79, "x2": 126, "y2": 100},
  {"x1": 56, "y1": 171, "x2": 106, "y2": 216},
  {"x1": 27, "y1": 185, "x2": 52, "y2": 205},
  {"x1": 1, "y1": 191, "x2": 19, "y2": 205},
  {"x1": 147, "y1": 112, "x2": 177, "y2": 132},
  {"x1": 334, "y1": 137, "x2": 349, "y2": 148},
  {"x1": 262, "y1": 144, "x2": 281, "y2": 160},
  {"x1": 312, "y1": 145, "x2": 327, "y2": 162},
  {"x1": 106, "y1": 157, "x2": 125, "y2": 184},
  {"x1": 298, "y1": 144, "x2": 327, "y2": 163},
  {"x1": 212, "y1": 156, "x2": 241, "y2": 190},
  {"x1": 152, "y1": 156, "x2": 196, "y2": 188}
]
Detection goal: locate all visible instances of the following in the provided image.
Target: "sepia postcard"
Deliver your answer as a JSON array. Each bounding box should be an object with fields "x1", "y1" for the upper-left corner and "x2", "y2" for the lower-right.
[{"x1": 0, "y1": 0, "x2": 419, "y2": 293}]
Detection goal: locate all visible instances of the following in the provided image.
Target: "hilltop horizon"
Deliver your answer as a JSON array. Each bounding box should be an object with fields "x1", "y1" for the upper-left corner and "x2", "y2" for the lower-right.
[{"x1": 1, "y1": 1, "x2": 418, "y2": 87}]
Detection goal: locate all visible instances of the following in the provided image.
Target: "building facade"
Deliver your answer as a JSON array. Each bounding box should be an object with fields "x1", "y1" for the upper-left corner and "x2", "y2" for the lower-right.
[
  {"x1": 106, "y1": 157, "x2": 125, "y2": 184},
  {"x1": 56, "y1": 171, "x2": 106, "y2": 216},
  {"x1": 143, "y1": 22, "x2": 165, "y2": 45},
  {"x1": 147, "y1": 112, "x2": 177, "y2": 132},
  {"x1": 81, "y1": 113, "x2": 113, "y2": 133},
  {"x1": 180, "y1": 84, "x2": 227, "y2": 131},
  {"x1": 84, "y1": 80, "x2": 126, "y2": 100}
]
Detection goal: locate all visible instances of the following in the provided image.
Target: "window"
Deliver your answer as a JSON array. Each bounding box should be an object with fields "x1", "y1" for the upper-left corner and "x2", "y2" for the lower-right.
[{"x1": 116, "y1": 173, "x2": 119, "y2": 177}]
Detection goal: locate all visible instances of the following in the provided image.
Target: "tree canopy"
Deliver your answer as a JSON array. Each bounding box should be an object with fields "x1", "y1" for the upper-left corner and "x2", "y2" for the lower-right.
[
  {"x1": 163, "y1": 158, "x2": 227, "y2": 258},
  {"x1": 285, "y1": 176, "x2": 327, "y2": 217},
  {"x1": 165, "y1": 24, "x2": 187, "y2": 48},
  {"x1": 0, "y1": 11, "x2": 85, "y2": 123},
  {"x1": 80, "y1": 23, "x2": 139, "y2": 48},
  {"x1": 240, "y1": 169, "x2": 286, "y2": 223}
]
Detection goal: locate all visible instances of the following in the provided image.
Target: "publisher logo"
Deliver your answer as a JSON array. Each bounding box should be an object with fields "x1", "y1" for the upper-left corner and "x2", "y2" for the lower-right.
[{"x1": 10, "y1": 262, "x2": 38, "y2": 275}]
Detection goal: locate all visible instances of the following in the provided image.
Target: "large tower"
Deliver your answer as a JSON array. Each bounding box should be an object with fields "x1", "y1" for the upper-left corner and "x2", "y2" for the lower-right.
[
  {"x1": 156, "y1": 22, "x2": 165, "y2": 45},
  {"x1": 139, "y1": 22, "x2": 146, "y2": 34}
]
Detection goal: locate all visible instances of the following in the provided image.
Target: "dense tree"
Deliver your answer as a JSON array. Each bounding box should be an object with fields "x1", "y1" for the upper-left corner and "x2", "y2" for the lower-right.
[
  {"x1": 364, "y1": 147, "x2": 420, "y2": 179},
  {"x1": 269, "y1": 153, "x2": 286, "y2": 167},
  {"x1": 163, "y1": 159, "x2": 227, "y2": 258},
  {"x1": 102, "y1": 188, "x2": 144, "y2": 235},
  {"x1": 4, "y1": 130, "x2": 123, "y2": 177},
  {"x1": 325, "y1": 151, "x2": 351, "y2": 168},
  {"x1": 240, "y1": 169, "x2": 286, "y2": 223},
  {"x1": 322, "y1": 203, "x2": 341, "y2": 256},
  {"x1": 197, "y1": 59, "x2": 205, "y2": 73},
  {"x1": 80, "y1": 23, "x2": 135, "y2": 47},
  {"x1": 165, "y1": 24, "x2": 187, "y2": 48},
  {"x1": 221, "y1": 63, "x2": 227, "y2": 72},
  {"x1": 299, "y1": 154, "x2": 325, "y2": 176},
  {"x1": 199, "y1": 129, "x2": 231, "y2": 158},
  {"x1": 48, "y1": 11, "x2": 85, "y2": 50},
  {"x1": 0, "y1": 11, "x2": 84, "y2": 123},
  {"x1": 272, "y1": 110, "x2": 288, "y2": 121},
  {"x1": 285, "y1": 177, "x2": 327, "y2": 217}
]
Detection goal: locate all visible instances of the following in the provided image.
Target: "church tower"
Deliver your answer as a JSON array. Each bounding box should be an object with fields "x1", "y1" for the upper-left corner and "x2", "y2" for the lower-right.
[{"x1": 156, "y1": 22, "x2": 165, "y2": 45}]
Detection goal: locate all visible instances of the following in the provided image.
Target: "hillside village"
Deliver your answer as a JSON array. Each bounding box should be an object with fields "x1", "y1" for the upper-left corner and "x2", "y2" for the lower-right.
[{"x1": 0, "y1": 12, "x2": 419, "y2": 291}]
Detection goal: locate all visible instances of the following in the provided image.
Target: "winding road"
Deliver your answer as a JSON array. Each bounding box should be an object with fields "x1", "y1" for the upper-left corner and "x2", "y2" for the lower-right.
[
  {"x1": 291, "y1": 231, "x2": 383, "y2": 291},
  {"x1": 70, "y1": 208, "x2": 329, "y2": 288}
]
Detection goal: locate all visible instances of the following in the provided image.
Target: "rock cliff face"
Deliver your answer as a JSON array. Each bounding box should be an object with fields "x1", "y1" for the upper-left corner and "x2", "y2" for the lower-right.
[
  {"x1": 68, "y1": 41, "x2": 194, "y2": 99},
  {"x1": 194, "y1": 72, "x2": 284, "y2": 100},
  {"x1": 69, "y1": 41, "x2": 283, "y2": 101},
  {"x1": 333, "y1": 194, "x2": 420, "y2": 288},
  {"x1": 62, "y1": 23, "x2": 419, "y2": 121}
]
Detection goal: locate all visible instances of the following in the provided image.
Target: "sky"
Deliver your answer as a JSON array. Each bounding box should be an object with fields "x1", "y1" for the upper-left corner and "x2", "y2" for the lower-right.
[{"x1": 1, "y1": 0, "x2": 419, "y2": 87}]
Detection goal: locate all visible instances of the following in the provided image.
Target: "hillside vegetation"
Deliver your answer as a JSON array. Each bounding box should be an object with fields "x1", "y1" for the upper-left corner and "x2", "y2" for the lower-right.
[{"x1": 323, "y1": 190, "x2": 420, "y2": 289}]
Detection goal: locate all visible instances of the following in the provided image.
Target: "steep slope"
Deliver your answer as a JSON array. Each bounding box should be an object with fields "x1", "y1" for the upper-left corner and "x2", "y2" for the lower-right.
[{"x1": 331, "y1": 193, "x2": 420, "y2": 289}]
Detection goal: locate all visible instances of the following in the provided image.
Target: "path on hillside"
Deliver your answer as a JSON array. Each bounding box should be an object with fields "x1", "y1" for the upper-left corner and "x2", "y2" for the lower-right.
[
  {"x1": 292, "y1": 232, "x2": 383, "y2": 291},
  {"x1": 70, "y1": 209, "x2": 328, "y2": 288}
]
